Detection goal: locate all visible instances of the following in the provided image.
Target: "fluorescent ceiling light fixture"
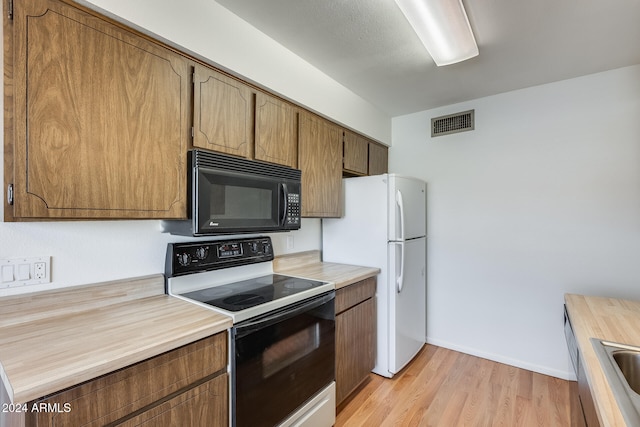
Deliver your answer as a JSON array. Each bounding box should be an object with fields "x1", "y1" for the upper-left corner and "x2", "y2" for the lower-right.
[{"x1": 395, "y1": 0, "x2": 478, "y2": 66}]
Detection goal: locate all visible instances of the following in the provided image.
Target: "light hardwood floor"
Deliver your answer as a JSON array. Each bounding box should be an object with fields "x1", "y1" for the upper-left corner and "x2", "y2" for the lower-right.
[{"x1": 336, "y1": 344, "x2": 573, "y2": 426}]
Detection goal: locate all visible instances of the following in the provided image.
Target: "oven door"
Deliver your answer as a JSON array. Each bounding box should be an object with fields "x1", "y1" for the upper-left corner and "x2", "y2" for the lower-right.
[{"x1": 233, "y1": 291, "x2": 335, "y2": 427}]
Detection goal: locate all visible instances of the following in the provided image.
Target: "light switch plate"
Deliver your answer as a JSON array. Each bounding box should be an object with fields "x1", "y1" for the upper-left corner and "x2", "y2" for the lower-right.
[{"x1": 0, "y1": 256, "x2": 51, "y2": 288}]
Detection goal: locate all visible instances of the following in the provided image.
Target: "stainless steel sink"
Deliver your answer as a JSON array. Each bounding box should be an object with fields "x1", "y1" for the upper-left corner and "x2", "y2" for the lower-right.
[
  {"x1": 591, "y1": 339, "x2": 640, "y2": 426},
  {"x1": 613, "y1": 351, "x2": 640, "y2": 395}
]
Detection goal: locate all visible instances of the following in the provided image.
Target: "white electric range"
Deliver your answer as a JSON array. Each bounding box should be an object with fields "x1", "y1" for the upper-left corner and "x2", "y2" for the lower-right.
[{"x1": 165, "y1": 237, "x2": 336, "y2": 427}]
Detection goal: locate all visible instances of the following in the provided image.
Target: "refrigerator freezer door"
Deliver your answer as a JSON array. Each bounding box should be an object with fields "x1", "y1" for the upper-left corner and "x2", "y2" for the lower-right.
[
  {"x1": 388, "y1": 237, "x2": 426, "y2": 375},
  {"x1": 388, "y1": 175, "x2": 426, "y2": 241}
]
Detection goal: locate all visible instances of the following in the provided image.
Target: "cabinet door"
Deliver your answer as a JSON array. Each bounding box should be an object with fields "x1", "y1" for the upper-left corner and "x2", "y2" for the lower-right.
[
  {"x1": 577, "y1": 354, "x2": 600, "y2": 427},
  {"x1": 26, "y1": 334, "x2": 227, "y2": 427},
  {"x1": 193, "y1": 63, "x2": 252, "y2": 158},
  {"x1": 336, "y1": 297, "x2": 376, "y2": 405},
  {"x1": 11, "y1": 0, "x2": 190, "y2": 219},
  {"x1": 343, "y1": 131, "x2": 368, "y2": 175},
  {"x1": 368, "y1": 142, "x2": 389, "y2": 176},
  {"x1": 298, "y1": 113, "x2": 342, "y2": 217},
  {"x1": 255, "y1": 92, "x2": 298, "y2": 168},
  {"x1": 118, "y1": 374, "x2": 228, "y2": 427}
]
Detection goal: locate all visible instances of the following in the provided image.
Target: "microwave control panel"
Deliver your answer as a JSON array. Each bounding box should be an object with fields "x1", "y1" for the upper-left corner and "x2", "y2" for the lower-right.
[
  {"x1": 286, "y1": 193, "x2": 301, "y2": 228},
  {"x1": 166, "y1": 237, "x2": 274, "y2": 277}
]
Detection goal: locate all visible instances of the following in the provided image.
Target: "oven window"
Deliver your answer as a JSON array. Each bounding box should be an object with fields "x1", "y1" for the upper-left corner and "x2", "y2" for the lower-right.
[
  {"x1": 234, "y1": 298, "x2": 335, "y2": 427},
  {"x1": 262, "y1": 323, "x2": 320, "y2": 378}
]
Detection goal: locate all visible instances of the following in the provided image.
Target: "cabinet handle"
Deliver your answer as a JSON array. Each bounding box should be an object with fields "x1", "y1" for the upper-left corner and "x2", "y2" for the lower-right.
[{"x1": 7, "y1": 184, "x2": 13, "y2": 205}]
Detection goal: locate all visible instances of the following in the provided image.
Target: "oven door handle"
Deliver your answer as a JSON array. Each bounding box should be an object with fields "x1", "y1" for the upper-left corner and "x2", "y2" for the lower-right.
[{"x1": 234, "y1": 291, "x2": 335, "y2": 338}]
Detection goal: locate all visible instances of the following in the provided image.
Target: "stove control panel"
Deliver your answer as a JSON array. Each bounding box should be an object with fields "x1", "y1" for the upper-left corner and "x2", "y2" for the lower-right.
[{"x1": 166, "y1": 237, "x2": 274, "y2": 277}]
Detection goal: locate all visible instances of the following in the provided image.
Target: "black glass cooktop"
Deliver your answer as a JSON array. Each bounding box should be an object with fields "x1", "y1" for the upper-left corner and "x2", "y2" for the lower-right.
[{"x1": 181, "y1": 274, "x2": 328, "y2": 312}]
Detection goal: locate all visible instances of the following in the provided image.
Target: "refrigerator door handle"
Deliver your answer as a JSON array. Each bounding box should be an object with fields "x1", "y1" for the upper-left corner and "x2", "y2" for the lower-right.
[
  {"x1": 396, "y1": 190, "x2": 405, "y2": 241},
  {"x1": 395, "y1": 241, "x2": 406, "y2": 293}
]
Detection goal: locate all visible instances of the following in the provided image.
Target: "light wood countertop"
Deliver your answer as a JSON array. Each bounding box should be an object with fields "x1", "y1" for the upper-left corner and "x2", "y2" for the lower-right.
[
  {"x1": 0, "y1": 275, "x2": 232, "y2": 404},
  {"x1": 274, "y1": 250, "x2": 380, "y2": 289},
  {"x1": 565, "y1": 293, "x2": 640, "y2": 427}
]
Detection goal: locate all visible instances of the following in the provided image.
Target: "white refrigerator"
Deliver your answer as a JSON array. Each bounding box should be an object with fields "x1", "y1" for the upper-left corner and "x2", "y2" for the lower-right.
[{"x1": 322, "y1": 174, "x2": 426, "y2": 378}]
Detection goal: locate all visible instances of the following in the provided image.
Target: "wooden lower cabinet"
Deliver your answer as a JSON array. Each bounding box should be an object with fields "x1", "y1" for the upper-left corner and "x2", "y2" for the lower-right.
[
  {"x1": 118, "y1": 374, "x2": 228, "y2": 427},
  {"x1": 576, "y1": 353, "x2": 600, "y2": 427},
  {"x1": 335, "y1": 277, "x2": 376, "y2": 405},
  {"x1": 25, "y1": 333, "x2": 228, "y2": 427}
]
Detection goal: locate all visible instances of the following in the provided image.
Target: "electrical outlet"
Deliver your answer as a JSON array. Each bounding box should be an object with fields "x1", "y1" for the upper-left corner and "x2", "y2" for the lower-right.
[
  {"x1": 34, "y1": 262, "x2": 47, "y2": 280},
  {"x1": 0, "y1": 256, "x2": 51, "y2": 288}
]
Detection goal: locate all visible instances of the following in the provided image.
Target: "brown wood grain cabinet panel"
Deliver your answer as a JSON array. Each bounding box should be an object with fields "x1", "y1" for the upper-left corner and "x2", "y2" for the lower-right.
[
  {"x1": 577, "y1": 353, "x2": 600, "y2": 427},
  {"x1": 336, "y1": 297, "x2": 376, "y2": 405},
  {"x1": 10, "y1": 0, "x2": 190, "y2": 219},
  {"x1": 118, "y1": 374, "x2": 228, "y2": 427},
  {"x1": 368, "y1": 142, "x2": 388, "y2": 175},
  {"x1": 343, "y1": 131, "x2": 369, "y2": 175},
  {"x1": 3, "y1": 0, "x2": 15, "y2": 222},
  {"x1": 569, "y1": 380, "x2": 587, "y2": 427},
  {"x1": 335, "y1": 278, "x2": 376, "y2": 405},
  {"x1": 335, "y1": 276, "x2": 376, "y2": 314},
  {"x1": 298, "y1": 112, "x2": 342, "y2": 217},
  {"x1": 255, "y1": 92, "x2": 298, "y2": 168},
  {"x1": 193, "y1": 63, "x2": 252, "y2": 158},
  {"x1": 26, "y1": 333, "x2": 227, "y2": 427}
]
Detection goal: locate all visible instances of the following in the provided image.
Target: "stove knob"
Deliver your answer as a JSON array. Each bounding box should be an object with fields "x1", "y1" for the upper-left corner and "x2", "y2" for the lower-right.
[
  {"x1": 177, "y1": 252, "x2": 191, "y2": 267},
  {"x1": 249, "y1": 242, "x2": 259, "y2": 253},
  {"x1": 262, "y1": 243, "x2": 271, "y2": 254},
  {"x1": 195, "y1": 246, "x2": 209, "y2": 260}
]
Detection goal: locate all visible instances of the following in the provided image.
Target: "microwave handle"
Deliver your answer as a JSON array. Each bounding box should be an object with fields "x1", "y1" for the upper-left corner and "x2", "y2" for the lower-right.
[{"x1": 280, "y1": 183, "x2": 289, "y2": 226}]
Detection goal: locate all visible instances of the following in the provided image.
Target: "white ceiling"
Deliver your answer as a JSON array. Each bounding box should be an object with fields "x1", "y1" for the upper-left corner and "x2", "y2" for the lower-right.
[{"x1": 215, "y1": 0, "x2": 640, "y2": 117}]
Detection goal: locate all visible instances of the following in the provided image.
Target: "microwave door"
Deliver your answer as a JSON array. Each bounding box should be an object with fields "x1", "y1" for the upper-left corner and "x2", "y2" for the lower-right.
[{"x1": 195, "y1": 168, "x2": 281, "y2": 234}]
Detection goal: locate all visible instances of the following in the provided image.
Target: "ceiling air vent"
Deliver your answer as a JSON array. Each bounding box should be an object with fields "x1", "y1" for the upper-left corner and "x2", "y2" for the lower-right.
[{"x1": 431, "y1": 110, "x2": 474, "y2": 137}]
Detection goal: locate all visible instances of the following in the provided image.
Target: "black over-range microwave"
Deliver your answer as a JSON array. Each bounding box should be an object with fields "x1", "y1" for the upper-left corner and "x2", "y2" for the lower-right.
[{"x1": 162, "y1": 150, "x2": 301, "y2": 236}]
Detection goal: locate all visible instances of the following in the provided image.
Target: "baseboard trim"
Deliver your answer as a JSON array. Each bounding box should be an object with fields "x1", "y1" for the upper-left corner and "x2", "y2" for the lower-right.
[{"x1": 425, "y1": 337, "x2": 576, "y2": 381}]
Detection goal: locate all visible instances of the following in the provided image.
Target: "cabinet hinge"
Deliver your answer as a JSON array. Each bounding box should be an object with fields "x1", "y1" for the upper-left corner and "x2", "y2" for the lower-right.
[
  {"x1": 7, "y1": 0, "x2": 13, "y2": 20},
  {"x1": 7, "y1": 184, "x2": 14, "y2": 205}
]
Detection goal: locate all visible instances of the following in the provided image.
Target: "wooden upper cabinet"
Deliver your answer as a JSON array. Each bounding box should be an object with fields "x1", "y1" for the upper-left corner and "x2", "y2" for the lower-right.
[
  {"x1": 255, "y1": 92, "x2": 298, "y2": 168},
  {"x1": 193, "y1": 64, "x2": 252, "y2": 158},
  {"x1": 298, "y1": 112, "x2": 342, "y2": 218},
  {"x1": 343, "y1": 131, "x2": 369, "y2": 175},
  {"x1": 10, "y1": 0, "x2": 190, "y2": 219},
  {"x1": 368, "y1": 142, "x2": 389, "y2": 176}
]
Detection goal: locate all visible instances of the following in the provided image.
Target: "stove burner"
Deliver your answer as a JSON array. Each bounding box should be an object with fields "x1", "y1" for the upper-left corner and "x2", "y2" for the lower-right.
[
  {"x1": 201, "y1": 288, "x2": 234, "y2": 298},
  {"x1": 284, "y1": 281, "x2": 313, "y2": 290},
  {"x1": 178, "y1": 274, "x2": 330, "y2": 314},
  {"x1": 224, "y1": 293, "x2": 266, "y2": 307}
]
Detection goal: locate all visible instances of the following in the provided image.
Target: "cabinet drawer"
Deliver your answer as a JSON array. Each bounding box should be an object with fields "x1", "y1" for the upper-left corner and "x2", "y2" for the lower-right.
[
  {"x1": 119, "y1": 373, "x2": 228, "y2": 427},
  {"x1": 335, "y1": 277, "x2": 376, "y2": 314},
  {"x1": 27, "y1": 333, "x2": 227, "y2": 427}
]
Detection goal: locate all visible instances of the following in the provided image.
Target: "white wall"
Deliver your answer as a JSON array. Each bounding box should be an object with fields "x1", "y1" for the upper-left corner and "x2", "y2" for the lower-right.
[
  {"x1": 0, "y1": 0, "x2": 390, "y2": 296},
  {"x1": 391, "y1": 65, "x2": 640, "y2": 379}
]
